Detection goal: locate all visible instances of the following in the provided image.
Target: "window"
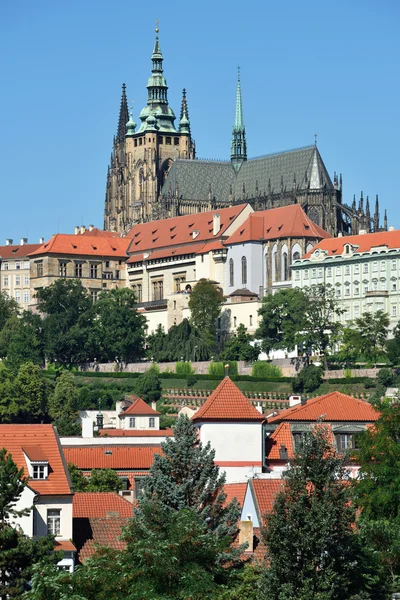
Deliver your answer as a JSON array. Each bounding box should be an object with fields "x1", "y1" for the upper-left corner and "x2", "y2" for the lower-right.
[
  {"x1": 393, "y1": 282, "x2": 397, "y2": 291},
  {"x1": 304, "y1": 270, "x2": 309, "y2": 280},
  {"x1": 336, "y1": 266, "x2": 341, "y2": 275},
  {"x1": 47, "y1": 509, "x2": 61, "y2": 535},
  {"x1": 312, "y1": 269, "x2": 317, "y2": 279},
  {"x1": 129, "y1": 417, "x2": 136, "y2": 428},
  {"x1": 241, "y1": 256, "x2": 247, "y2": 285},
  {"x1": 345, "y1": 265, "x2": 350, "y2": 276},
  {"x1": 3, "y1": 262, "x2": 8, "y2": 270},
  {"x1": 149, "y1": 417, "x2": 155, "y2": 428},
  {"x1": 24, "y1": 291, "x2": 29, "y2": 304},
  {"x1": 292, "y1": 432, "x2": 304, "y2": 451},
  {"x1": 327, "y1": 267, "x2": 332, "y2": 277},
  {"x1": 174, "y1": 137, "x2": 179, "y2": 145},
  {"x1": 24, "y1": 261, "x2": 29, "y2": 269},
  {"x1": 336, "y1": 288, "x2": 340, "y2": 298},
  {"x1": 249, "y1": 315, "x2": 253, "y2": 326},
  {"x1": 90, "y1": 264, "x2": 98, "y2": 279},
  {"x1": 364, "y1": 284, "x2": 368, "y2": 294},
  {"x1": 3, "y1": 276, "x2": 8, "y2": 287},
  {"x1": 318, "y1": 268, "x2": 323, "y2": 278},
  {"x1": 90, "y1": 290, "x2": 98, "y2": 303},
  {"x1": 115, "y1": 270, "x2": 120, "y2": 280},
  {"x1": 15, "y1": 262, "x2": 20, "y2": 270},
  {"x1": 354, "y1": 305, "x2": 360, "y2": 317},
  {"x1": 392, "y1": 260, "x2": 397, "y2": 271},
  {"x1": 59, "y1": 262, "x2": 67, "y2": 277},
  {"x1": 134, "y1": 478, "x2": 145, "y2": 500},
  {"x1": 24, "y1": 275, "x2": 29, "y2": 286},
  {"x1": 392, "y1": 305, "x2": 397, "y2": 317},
  {"x1": 282, "y1": 252, "x2": 288, "y2": 281},
  {"x1": 373, "y1": 280, "x2": 378, "y2": 291},
  {"x1": 354, "y1": 286, "x2": 359, "y2": 295},
  {"x1": 105, "y1": 261, "x2": 110, "y2": 268},
  {"x1": 354, "y1": 264, "x2": 359, "y2": 275},
  {"x1": 15, "y1": 291, "x2": 21, "y2": 303},
  {"x1": 166, "y1": 136, "x2": 172, "y2": 145},
  {"x1": 75, "y1": 263, "x2": 83, "y2": 278},
  {"x1": 229, "y1": 258, "x2": 234, "y2": 287},
  {"x1": 363, "y1": 263, "x2": 368, "y2": 274},
  {"x1": 233, "y1": 316, "x2": 237, "y2": 327},
  {"x1": 345, "y1": 286, "x2": 350, "y2": 297},
  {"x1": 152, "y1": 279, "x2": 164, "y2": 301},
  {"x1": 295, "y1": 271, "x2": 300, "y2": 280},
  {"x1": 381, "y1": 261, "x2": 386, "y2": 271},
  {"x1": 33, "y1": 464, "x2": 46, "y2": 479},
  {"x1": 337, "y1": 434, "x2": 355, "y2": 451},
  {"x1": 373, "y1": 262, "x2": 378, "y2": 272},
  {"x1": 132, "y1": 283, "x2": 142, "y2": 303},
  {"x1": 174, "y1": 276, "x2": 186, "y2": 292},
  {"x1": 36, "y1": 262, "x2": 43, "y2": 277},
  {"x1": 381, "y1": 280, "x2": 387, "y2": 291},
  {"x1": 15, "y1": 275, "x2": 21, "y2": 286}
]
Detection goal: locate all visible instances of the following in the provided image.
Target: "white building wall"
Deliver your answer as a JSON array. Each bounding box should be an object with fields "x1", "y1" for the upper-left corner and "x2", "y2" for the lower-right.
[
  {"x1": 34, "y1": 495, "x2": 73, "y2": 541},
  {"x1": 241, "y1": 485, "x2": 259, "y2": 526},
  {"x1": 121, "y1": 415, "x2": 160, "y2": 430},
  {"x1": 225, "y1": 243, "x2": 263, "y2": 296},
  {"x1": 198, "y1": 422, "x2": 262, "y2": 463},
  {"x1": 12, "y1": 485, "x2": 36, "y2": 536}
]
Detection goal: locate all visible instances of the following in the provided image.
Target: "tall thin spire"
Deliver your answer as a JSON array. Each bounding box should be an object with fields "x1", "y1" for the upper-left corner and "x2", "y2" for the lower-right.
[
  {"x1": 231, "y1": 68, "x2": 247, "y2": 172},
  {"x1": 117, "y1": 83, "x2": 129, "y2": 142},
  {"x1": 179, "y1": 88, "x2": 191, "y2": 135},
  {"x1": 374, "y1": 195, "x2": 380, "y2": 231}
]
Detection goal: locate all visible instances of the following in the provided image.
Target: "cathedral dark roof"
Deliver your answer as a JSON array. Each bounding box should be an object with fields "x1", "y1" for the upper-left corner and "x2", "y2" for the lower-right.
[{"x1": 161, "y1": 146, "x2": 334, "y2": 203}]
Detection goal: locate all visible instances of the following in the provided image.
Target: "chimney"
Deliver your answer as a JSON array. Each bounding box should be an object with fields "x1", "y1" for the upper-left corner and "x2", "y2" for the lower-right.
[
  {"x1": 301, "y1": 396, "x2": 307, "y2": 406},
  {"x1": 213, "y1": 213, "x2": 221, "y2": 236},
  {"x1": 389, "y1": 226, "x2": 395, "y2": 232},
  {"x1": 80, "y1": 225, "x2": 86, "y2": 235},
  {"x1": 359, "y1": 229, "x2": 367, "y2": 235},
  {"x1": 20, "y1": 238, "x2": 28, "y2": 246},
  {"x1": 82, "y1": 417, "x2": 94, "y2": 438},
  {"x1": 89, "y1": 224, "x2": 94, "y2": 231},
  {"x1": 74, "y1": 226, "x2": 79, "y2": 235},
  {"x1": 5, "y1": 239, "x2": 13, "y2": 246},
  {"x1": 256, "y1": 401, "x2": 263, "y2": 414},
  {"x1": 337, "y1": 232, "x2": 343, "y2": 238},
  {"x1": 151, "y1": 401, "x2": 157, "y2": 411},
  {"x1": 239, "y1": 520, "x2": 254, "y2": 552},
  {"x1": 289, "y1": 395, "x2": 302, "y2": 407},
  {"x1": 39, "y1": 237, "x2": 44, "y2": 244}
]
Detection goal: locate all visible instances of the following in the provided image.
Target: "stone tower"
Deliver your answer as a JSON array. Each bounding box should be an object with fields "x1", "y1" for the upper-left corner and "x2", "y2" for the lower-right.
[
  {"x1": 230, "y1": 69, "x2": 247, "y2": 172},
  {"x1": 104, "y1": 26, "x2": 195, "y2": 232}
]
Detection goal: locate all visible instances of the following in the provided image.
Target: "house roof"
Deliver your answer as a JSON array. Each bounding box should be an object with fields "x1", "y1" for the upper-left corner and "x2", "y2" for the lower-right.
[
  {"x1": 78, "y1": 517, "x2": 129, "y2": 562},
  {"x1": 251, "y1": 478, "x2": 284, "y2": 524},
  {"x1": 27, "y1": 234, "x2": 131, "y2": 258},
  {"x1": 98, "y1": 428, "x2": 173, "y2": 438},
  {"x1": 192, "y1": 377, "x2": 265, "y2": 422},
  {"x1": 265, "y1": 423, "x2": 295, "y2": 460},
  {"x1": 120, "y1": 397, "x2": 160, "y2": 416},
  {"x1": 0, "y1": 243, "x2": 41, "y2": 259},
  {"x1": 267, "y1": 392, "x2": 380, "y2": 423},
  {"x1": 125, "y1": 204, "x2": 248, "y2": 256},
  {"x1": 228, "y1": 288, "x2": 258, "y2": 297},
  {"x1": 64, "y1": 445, "x2": 162, "y2": 469},
  {"x1": 302, "y1": 229, "x2": 400, "y2": 259},
  {"x1": 0, "y1": 424, "x2": 72, "y2": 496},
  {"x1": 224, "y1": 483, "x2": 247, "y2": 507},
  {"x1": 73, "y1": 492, "x2": 133, "y2": 518},
  {"x1": 22, "y1": 445, "x2": 48, "y2": 462},
  {"x1": 80, "y1": 228, "x2": 121, "y2": 238},
  {"x1": 227, "y1": 204, "x2": 331, "y2": 245},
  {"x1": 54, "y1": 540, "x2": 77, "y2": 552}
]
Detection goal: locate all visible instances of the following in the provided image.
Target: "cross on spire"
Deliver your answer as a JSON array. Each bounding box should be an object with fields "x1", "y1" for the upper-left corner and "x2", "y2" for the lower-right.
[{"x1": 314, "y1": 133, "x2": 318, "y2": 146}]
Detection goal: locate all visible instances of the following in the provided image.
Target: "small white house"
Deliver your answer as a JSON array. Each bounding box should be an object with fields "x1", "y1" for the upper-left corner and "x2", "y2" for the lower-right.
[{"x1": 118, "y1": 396, "x2": 161, "y2": 430}]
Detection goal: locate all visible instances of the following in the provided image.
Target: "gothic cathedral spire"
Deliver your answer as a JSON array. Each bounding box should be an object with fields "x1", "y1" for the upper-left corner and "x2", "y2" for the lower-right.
[
  {"x1": 117, "y1": 83, "x2": 129, "y2": 142},
  {"x1": 231, "y1": 69, "x2": 247, "y2": 172}
]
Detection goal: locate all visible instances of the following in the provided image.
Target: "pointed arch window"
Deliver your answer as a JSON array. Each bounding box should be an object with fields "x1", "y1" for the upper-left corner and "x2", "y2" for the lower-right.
[
  {"x1": 282, "y1": 252, "x2": 288, "y2": 281},
  {"x1": 241, "y1": 256, "x2": 247, "y2": 286},
  {"x1": 229, "y1": 259, "x2": 234, "y2": 287}
]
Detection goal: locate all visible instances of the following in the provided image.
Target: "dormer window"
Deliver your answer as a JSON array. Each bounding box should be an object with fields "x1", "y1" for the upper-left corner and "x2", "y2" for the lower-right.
[
  {"x1": 23, "y1": 446, "x2": 49, "y2": 479},
  {"x1": 33, "y1": 464, "x2": 47, "y2": 479}
]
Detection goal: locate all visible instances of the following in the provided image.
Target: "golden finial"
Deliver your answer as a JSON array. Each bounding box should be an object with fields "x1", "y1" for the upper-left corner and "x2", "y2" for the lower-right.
[{"x1": 155, "y1": 18, "x2": 159, "y2": 34}]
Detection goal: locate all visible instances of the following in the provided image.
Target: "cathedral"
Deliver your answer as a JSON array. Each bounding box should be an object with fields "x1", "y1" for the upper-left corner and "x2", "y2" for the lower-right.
[{"x1": 104, "y1": 27, "x2": 386, "y2": 237}]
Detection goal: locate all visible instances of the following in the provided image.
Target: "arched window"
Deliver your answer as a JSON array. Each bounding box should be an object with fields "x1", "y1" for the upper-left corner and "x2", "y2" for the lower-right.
[
  {"x1": 273, "y1": 252, "x2": 278, "y2": 282},
  {"x1": 282, "y1": 252, "x2": 288, "y2": 281},
  {"x1": 293, "y1": 251, "x2": 300, "y2": 261},
  {"x1": 241, "y1": 256, "x2": 247, "y2": 285},
  {"x1": 229, "y1": 258, "x2": 234, "y2": 287},
  {"x1": 265, "y1": 254, "x2": 269, "y2": 284}
]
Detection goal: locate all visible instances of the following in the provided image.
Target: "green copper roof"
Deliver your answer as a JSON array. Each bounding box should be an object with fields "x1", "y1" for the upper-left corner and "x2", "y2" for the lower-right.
[
  {"x1": 126, "y1": 107, "x2": 136, "y2": 136},
  {"x1": 233, "y1": 70, "x2": 245, "y2": 132}
]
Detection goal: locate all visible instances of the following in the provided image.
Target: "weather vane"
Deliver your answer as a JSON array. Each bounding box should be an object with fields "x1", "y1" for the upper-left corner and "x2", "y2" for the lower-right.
[{"x1": 155, "y1": 18, "x2": 159, "y2": 33}]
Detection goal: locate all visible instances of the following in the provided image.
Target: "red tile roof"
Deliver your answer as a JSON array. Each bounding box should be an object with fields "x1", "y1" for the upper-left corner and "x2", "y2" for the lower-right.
[
  {"x1": 80, "y1": 228, "x2": 120, "y2": 238},
  {"x1": 224, "y1": 483, "x2": 247, "y2": 507},
  {"x1": 265, "y1": 423, "x2": 295, "y2": 460},
  {"x1": 192, "y1": 377, "x2": 265, "y2": 422},
  {"x1": 126, "y1": 205, "x2": 248, "y2": 255},
  {"x1": 0, "y1": 243, "x2": 41, "y2": 259},
  {"x1": 0, "y1": 425, "x2": 72, "y2": 495},
  {"x1": 73, "y1": 493, "x2": 133, "y2": 518},
  {"x1": 120, "y1": 397, "x2": 160, "y2": 416},
  {"x1": 195, "y1": 240, "x2": 225, "y2": 254},
  {"x1": 64, "y1": 445, "x2": 162, "y2": 469},
  {"x1": 251, "y1": 479, "x2": 284, "y2": 523},
  {"x1": 268, "y1": 392, "x2": 380, "y2": 423},
  {"x1": 54, "y1": 540, "x2": 77, "y2": 552},
  {"x1": 79, "y1": 517, "x2": 129, "y2": 562},
  {"x1": 22, "y1": 445, "x2": 48, "y2": 462},
  {"x1": 302, "y1": 229, "x2": 400, "y2": 259},
  {"x1": 27, "y1": 234, "x2": 131, "y2": 258},
  {"x1": 98, "y1": 428, "x2": 173, "y2": 437},
  {"x1": 227, "y1": 205, "x2": 331, "y2": 245}
]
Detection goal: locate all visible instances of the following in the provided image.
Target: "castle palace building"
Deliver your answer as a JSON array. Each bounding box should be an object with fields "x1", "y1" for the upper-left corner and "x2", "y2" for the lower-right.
[{"x1": 104, "y1": 28, "x2": 386, "y2": 238}]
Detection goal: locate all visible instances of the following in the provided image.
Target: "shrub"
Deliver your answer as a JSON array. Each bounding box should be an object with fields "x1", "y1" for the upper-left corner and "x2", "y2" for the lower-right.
[
  {"x1": 186, "y1": 374, "x2": 198, "y2": 387},
  {"x1": 251, "y1": 361, "x2": 283, "y2": 378},
  {"x1": 292, "y1": 364, "x2": 324, "y2": 393},
  {"x1": 364, "y1": 377, "x2": 376, "y2": 389},
  {"x1": 344, "y1": 368, "x2": 352, "y2": 378},
  {"x1": 175, "y1": 361, "x2": 195, "y2": 375},
  {"x1": 377, "y1": 367, "x2": 395, "y2": 388},
  {"x1": 208, "y1": 361, "x2": 238, "y2": 376}
]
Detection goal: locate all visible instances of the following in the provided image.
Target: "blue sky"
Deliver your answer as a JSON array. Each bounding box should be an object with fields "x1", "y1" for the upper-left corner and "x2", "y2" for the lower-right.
[{"x1": 0, "y1": 0, "x2": 399, "y2": 243}]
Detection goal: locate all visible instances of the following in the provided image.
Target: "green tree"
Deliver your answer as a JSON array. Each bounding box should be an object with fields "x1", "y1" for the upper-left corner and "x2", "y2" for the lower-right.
[
  {"x1": 0, "y1": 293, "x2": 19, "y2": 333},
  {"x1": 220, "y1": 324, "x2": 260, "y2": 362},
  {"x1": 68, "y1": 464, "x2": 123, "y2": 493},
  {"x1": 134, "y1": 365, "x2": 162, "y2": 403},
  {"x1": 256, "y1": 288, "x2": 308, "y2": 354},
  {"x1": 292, "y1": 363, "x2": 324, "y2": 393},
  {"x1": 0, "y1": 313, "x2": 43, "y2": 371},
  {"x1": 48, "y1": 371, "x2": 79, "y2": 421},
  {"x1": 262, "y1": 425, "x2": 374, "y2": 600},
  {"x1": 189, "y1": 279, "x2": 224, "y2": 340},
  {"x1": 36, "y1": 279, "x2": 96, "y2": 366},
  {"x1": 0, "y1": 365, "x2": 15, "y2": 423},
  {"x1": 149, "y1": 318, "x2": 213, "y2": 362},
  {"x1": 0, "y1": 449, "x2": 57, "y2": 598},
  {"x1": 352, "y1": 310, "x2": 390, "y2": 365},
  {"x1": 11, "y1": 362, "x2": 47, "y2": 423},
  {"x1": 95, "y1": 288, "x2": 146, "y2": 364}
]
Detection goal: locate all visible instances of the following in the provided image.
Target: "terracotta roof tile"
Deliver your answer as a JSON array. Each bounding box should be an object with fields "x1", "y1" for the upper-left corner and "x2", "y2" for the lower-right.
[
  {"x1": 80, "y1": 228, "x2": 120, "y2": 238},
  {"x1": 64, "y1": 445, "x2": 161, "y2": 469},
  {"x1": 54, "y1": 540, "x2": 76, "y2": 552},
  {"x1": 120, "y1": 397, "x2": 160, "y2": 416},
  {"x1": 73, "y1": 493, "x2": 133, "y2": 518},
  {"x1": 227, "y1": 205, "x2": 331, "y2": 245},
  {"x1": 303, "y1": 229, "x2": 400, "y2": 259},
  {"x1": 98, "y1": 428, "x2": 173, "y2": 437},
  {"x1": 22, "y1": 445, "x2": 48, "y2": 462},
  {"x1": 0, "y1": 243, "x2": 41, "y2": 259},
  {"x1": 251, "y1": 479, "x2": 284, "y2": 523},
  {"x1": 224, "y1": 483, "x2": 247, "y2": 507},
  {"x1": 265, "y1": 423, "x2": 295, "y2": 460},
  {"x1": 192, "y1": 377, "x2": 265, "y2": 422},
  {"x1": 0, "y1": 424, "x2": 72, "y2": 495},
  {"x1": 78, "y1": 517, "x2": 129, "y2": 562},
  {"x1": 268, "y1": 392, "x2": 380, "y2": 423},
  {"x1": 27, "y1": 234, "x2": 131, "y2": 258}
]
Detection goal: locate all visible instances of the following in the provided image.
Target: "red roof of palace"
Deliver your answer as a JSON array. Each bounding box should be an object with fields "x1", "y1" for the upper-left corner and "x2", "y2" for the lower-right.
[
  {"x1": 268, "y1": 392, "x2": 380, "y2": 423},
  {"x1": 80, "y1": 228, "x2": 121, "y2": 238},
  {"x1": 28, "y1": 234, "x2": 131, "y2": 258},
  {"x1": 0, "y1": 424, "x2": 72, "y2": 495},
  {"x1": 120, "y1": 397, "x2": 160, "y2": 416},
  {"x1": 0, "y1": 243, "x2": 41, "y2": 259},
  {"x1": 126, "y1": 205, "x2": 248, "y2": 255},
  {"x1": 192, "y1": 377, "x2": 265, "y2": 422},
  {"x1": 302, "y1": 229, "x2": 400, "y2": 259},
  {"x1": 73, "y1": 493, "x2": 133, "y2": 518},
  {"x1": 227, "y1": 205, "x2": 331, "y2": 245},
  {"x1": 224, "y1": 483, "x2": 247, "y2": 507},
  {"x1": 251, "y1": 479, "x2": 284, "y2": 521},
  {"x1": 64, "y1": 445, "x2": 161, "y2": 470},
  {"x1": 98, "y1": 428, "x2": 173, "y2": 437}
]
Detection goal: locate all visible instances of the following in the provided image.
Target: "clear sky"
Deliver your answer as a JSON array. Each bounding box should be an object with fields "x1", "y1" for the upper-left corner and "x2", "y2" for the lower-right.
[{"x1": 1, "y1": 0, "x2": 399, "y2": 244}]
